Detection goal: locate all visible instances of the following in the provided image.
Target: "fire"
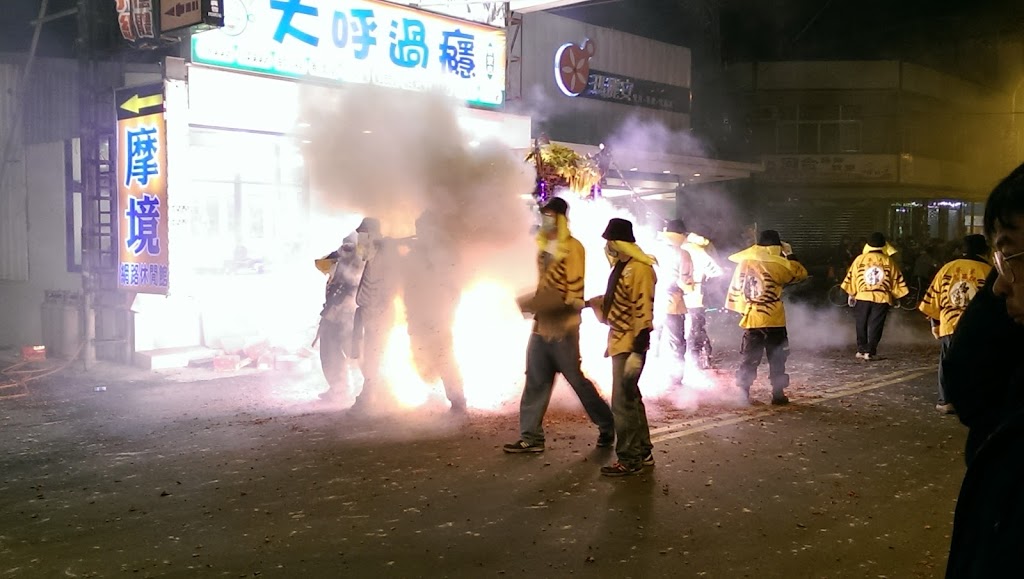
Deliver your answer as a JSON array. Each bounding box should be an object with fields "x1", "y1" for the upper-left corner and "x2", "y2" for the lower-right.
[{"x1": 380, "y1": 279, "x2": 532, "y2": 411}]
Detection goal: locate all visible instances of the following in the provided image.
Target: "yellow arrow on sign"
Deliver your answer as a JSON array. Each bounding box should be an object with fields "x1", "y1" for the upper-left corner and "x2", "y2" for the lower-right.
[{"x1": 120, "y1": 93, "x2": 164, "y2": 114}]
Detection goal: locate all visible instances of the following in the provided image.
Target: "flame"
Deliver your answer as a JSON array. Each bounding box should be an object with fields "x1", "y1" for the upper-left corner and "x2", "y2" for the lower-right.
[{"x1": 378, "y1": 279, "x2": 532, "y2": 411}]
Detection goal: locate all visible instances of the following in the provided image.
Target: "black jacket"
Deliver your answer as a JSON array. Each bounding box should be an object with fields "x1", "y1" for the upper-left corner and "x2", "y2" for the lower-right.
[{"x1": 943, "y1": 269, "x2": 1024, "y2": 464}]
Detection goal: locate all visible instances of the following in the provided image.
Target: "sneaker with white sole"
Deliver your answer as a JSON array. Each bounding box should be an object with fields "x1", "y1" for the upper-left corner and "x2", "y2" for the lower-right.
[
  {"x1": 642, "y1": 453, "x2": 656, "y2": 467},
  {"x1": 936, "y1": 403, "x2": 956, "y2": 415},
  {"x1": 503, "y1": 440, "x2": 544, "y2": 453},
  {"x1": 855, "y1": 352, "x2": 867, "y2": 360}
]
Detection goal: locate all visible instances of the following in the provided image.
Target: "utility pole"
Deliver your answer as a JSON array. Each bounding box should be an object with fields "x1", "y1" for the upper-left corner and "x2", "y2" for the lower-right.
[{"x1": 77, "y1": 0, "x2": 98, "y2": 367}]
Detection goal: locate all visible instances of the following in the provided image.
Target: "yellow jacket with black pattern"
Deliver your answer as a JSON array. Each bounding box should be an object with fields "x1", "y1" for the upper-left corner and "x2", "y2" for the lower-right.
[
  {"x1": 724, "y1": 245, "x2": 808, "y2": 329},
  {"x1": 841, "y1": 250, "x2": 909, "y2": 305},
  {"x1": 918, "y1": 257, "x2": 991, "y2": 337},
  {"x1": 602, "y1": 259, "x2": 658, "y2": 357},
  {"x1": 533, "y1": 235, "x2": 586, "y2": 339}
]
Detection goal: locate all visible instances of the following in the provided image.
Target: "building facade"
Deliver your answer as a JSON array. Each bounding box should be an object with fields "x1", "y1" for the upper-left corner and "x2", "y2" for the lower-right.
[
  {"x1": 723, "y1": 60, "x2": 1018, "y2": 260},
  {"x1": 511, "y1": 11, "x2": 760, "y2": 237}
]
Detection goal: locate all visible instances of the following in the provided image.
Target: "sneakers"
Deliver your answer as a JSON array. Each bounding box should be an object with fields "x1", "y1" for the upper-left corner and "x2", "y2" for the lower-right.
[
  {"x1": 600, "y1": 462, "x2": 642, "y2": 477},
  {"x1": 936, "y1": 403, "x2": 956, "y2": 415},
  {"x1": 855, "y1": 352, "x2": 867, "y2": 360},
  {"x1": 771, "y1": 395, "x2": 790, "y2": 406},
  {"x1": 642, "y1": 452, "x2": 656, "y2": 467},
  {"x1": 596, "y1": 432, "x2": 615, "y2": 448},
  {"x1": 857, "y1": 353, "x2": 879, "y2": 361},
  {"x1": 503, "y1": 440, "x2": 544, "y2": 453}
]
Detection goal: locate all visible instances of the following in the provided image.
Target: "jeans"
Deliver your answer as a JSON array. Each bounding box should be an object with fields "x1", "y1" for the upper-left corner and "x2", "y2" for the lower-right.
[
  {"x1": 519, "y1": 333, "x2": 614, "y2": 445},
  {"x1": 854, "y1": 300, "x2": 890, "y2": 356},
  {"x1": 736, "y1": 327, "x2": 790, "y2": 398},
  {"x1": 353, "y1": 307, "x2": 393, "y2": 408},
  {"x1": 664, "y1": 314, "x2": 687, "y2": 362},
  {"x1": 938, "y1": 335, "x2": 952, "y2": 404},
  {"x1": 685, "y1": 308, "x2": 712, "y2": 359},
  {"x1": 611, "y1": 353, "x2": 653, "y2": 468},
  {"x1": 319, "y1": 316, "x2": 354, "y2": 392}
]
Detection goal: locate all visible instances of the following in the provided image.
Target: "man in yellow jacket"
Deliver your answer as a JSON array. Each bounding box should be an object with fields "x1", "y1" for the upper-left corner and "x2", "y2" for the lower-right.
[
  {"x1": 919, "y1": 234, "x2": 992, "y2": 414},
  {"x1": 725, "y1": 229, "x2": 808, "y2": 405},
  {"x1": 679, "y1": 222, "x2": 724, "y2": 369},
  {"x1": 587, "y1": 218, "x2": 658, "y2": 476},
  {"x1": 841, "y1": 232, "x2": 909, "y2": 361},
  {"x1": 505, "y1": 197, "x2": 615, "y2": 454},
  {"x1": 656, "y1": 219, "x2": 695, "y2": 384}
]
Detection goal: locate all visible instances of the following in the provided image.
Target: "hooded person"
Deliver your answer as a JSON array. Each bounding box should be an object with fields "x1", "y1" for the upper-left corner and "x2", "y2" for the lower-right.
[
  {"x1": 315, "y1": 231, "x2": 365, "y2": 402},
  {"x1": 919, "y1": 234, "x2": 992, "y2": 414},
  {"x1": 585, "y1": 218, "x2": 658, "y2": 476},
  {"x1": 725, "y1": 229, "x2": 808, "y2": 405},
  {"x1": 841, "y1": 232, "x2": 909, "y2": 361},
  {"x1": 672, "y1": 219, "x2": 724, "y2": 369},
  {"x1": 349, "y1": 217, "x2": 403, "y2": 413},
  {"x1": 504, "y1": 197, "x2": 615, "y2": 454},
  {"x1": 655, "y1": 219, "x2": 695, "y2": 384},
  {"x1": 402, "y1": 210, "x2": 467, "y2": 413}
]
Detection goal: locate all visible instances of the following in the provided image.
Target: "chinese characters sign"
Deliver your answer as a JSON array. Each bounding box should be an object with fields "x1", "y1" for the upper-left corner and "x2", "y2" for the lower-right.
[
  {"x1": 578, "y1": 69, "x2": 691, "y2": 114},
  {"x1": 190, "y1": 0, "x2": 506, "y2": 107},
  {"x1": 115, "y1": 0, "x2": 157, "y2": 44},
  {"x1": 116, "y1": 84, "x2": 170, "y2": 294}
]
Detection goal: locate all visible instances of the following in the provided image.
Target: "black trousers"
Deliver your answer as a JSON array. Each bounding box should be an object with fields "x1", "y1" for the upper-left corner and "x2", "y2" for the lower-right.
[
  {"x1": 664, "y1": 314, "x2": 687, "y2": 362},
  {"x1": 854, "y1": 300, "x2": 890, "y2": 356},
  {"x1": 736, "y1": 327, "x2": 789, "y2": 396}
]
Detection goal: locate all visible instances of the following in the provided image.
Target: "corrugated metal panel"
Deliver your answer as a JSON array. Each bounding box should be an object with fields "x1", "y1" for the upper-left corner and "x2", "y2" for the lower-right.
[
  {"x1": 21, "y1": 57, "x2": 80, "y2": 145},
  {"x1": 0, "y1": 62, "x2": 30, "y2": 281}
]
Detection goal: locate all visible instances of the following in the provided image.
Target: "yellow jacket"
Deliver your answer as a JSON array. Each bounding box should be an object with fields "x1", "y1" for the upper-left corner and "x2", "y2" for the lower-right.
[
  {"x1": 918, "y1": 258, "x2": 991, "y2": 337},
  {"x1": 724, "y1": 245, "x2": 808, "y2": 329},
  {"x1": 682, "y1": 234, "x2": 723, "y2": 309},
  {"x1": 600, "y1": 257, "x2": 657, "y2": 357},
  {"x1": 841, "y1": 251, "x2": 909, "y2": 305},
  {"x1": 657, "y1": 232, "x2": 694, "y2": 315},
  {"x1": 533, "y1": 229, "x2": 586, "y2": 339}
]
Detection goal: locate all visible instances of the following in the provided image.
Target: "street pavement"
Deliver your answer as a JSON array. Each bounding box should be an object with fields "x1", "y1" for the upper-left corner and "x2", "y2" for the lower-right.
[{"x1": 1, "y1": 309, "x2": 967, "y2": 578}]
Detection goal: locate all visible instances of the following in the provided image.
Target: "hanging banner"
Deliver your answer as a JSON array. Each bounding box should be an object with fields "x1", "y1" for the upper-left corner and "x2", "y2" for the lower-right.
[
  {"x1": 116, "y1": 83, "x2": 170, "y2": 295},
  {"x1": 159, "y1": 0, "x2": 225, "y2": 34},
  {"x1": 190, "y1": 0, "x2": 507, "y2": 108}
]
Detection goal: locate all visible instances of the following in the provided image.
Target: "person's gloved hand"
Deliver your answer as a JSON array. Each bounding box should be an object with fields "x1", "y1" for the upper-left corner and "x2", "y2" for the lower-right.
[
  {"x1": 931, "y1": 325, "x2": 941, "y2": 340},
  {"x1": 624, "y1": 353, "x2": 644, "y2": 380},
  {"x1": 780, "y1": 241, "x2": 793, "y2": 257},
  {"x1": 566, "y1": 298, "x2": 587, "y2": 311},
  {"x1": 847, "y1": 296, "x2": 856, "y2": 308}
]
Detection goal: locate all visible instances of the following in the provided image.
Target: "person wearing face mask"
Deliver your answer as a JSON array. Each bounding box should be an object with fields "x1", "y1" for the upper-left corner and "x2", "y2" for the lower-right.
[
  {"x1": 505, "y1": 197, "x2": 615, "y2": 454},
  {"x1": 725, "y1": 230, "x2": 808, "y2": 405},
  {"x1": 655, "y1": 220, "x2": 695, "y2": 385},
  {"x1": 402, "y1": 211, "x2": 467, "y2": 413},
  {"x1": 941, "y1": 163, "x2": 1024, "y2": 577},
  {"x1": 918, "y1": 234, "x2": 991, "y2": 415},
  {"x1": 584, "y1": 218, "x2": 658, "y2": 476},
  {"x1": 841, "y1": 232, "x2": 909, "y2": 361},
  {"x1": 314, "y1": 231, "x2": 365, "y2": 402},
  {"x1": 670, "y1": 219, "x2": 724, "y2": 369},
  {"x1": 349, "y1": 217, "x2": 402, "y2": 413}
]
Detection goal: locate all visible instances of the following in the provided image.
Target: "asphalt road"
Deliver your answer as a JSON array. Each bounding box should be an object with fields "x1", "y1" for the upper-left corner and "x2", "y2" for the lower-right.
[{"x1": 1, "y1": 311, "x2": 967, "y2": 578}]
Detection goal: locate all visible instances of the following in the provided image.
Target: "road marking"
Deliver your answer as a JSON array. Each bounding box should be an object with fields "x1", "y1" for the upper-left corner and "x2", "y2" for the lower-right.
[{"x1": 650, "y1": 367, "x2": 931, "y2": 444}]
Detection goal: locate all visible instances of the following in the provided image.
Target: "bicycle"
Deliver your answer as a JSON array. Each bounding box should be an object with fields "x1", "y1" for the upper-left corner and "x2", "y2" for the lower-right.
[
  {"x1": 828, "y1": 284, "x2": 920, "y2": 310},
  {"x1": 827, "y1": 284, "x2": 853, "y2": 307},
  {"x1": 894, "y1": 286, "x2": 920, "y2": 310}
]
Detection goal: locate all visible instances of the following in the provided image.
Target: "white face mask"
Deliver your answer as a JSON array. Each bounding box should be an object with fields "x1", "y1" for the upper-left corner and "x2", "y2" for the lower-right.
[
  {"x1": 541, "y1": 214, "x2": 557, "y2": 232},
  {"x1": 356, "y1": 232, "x2": 374, "y2": 261},
  {"x1": 605, "y1": 242, "x2": 620, "y2": 266}
]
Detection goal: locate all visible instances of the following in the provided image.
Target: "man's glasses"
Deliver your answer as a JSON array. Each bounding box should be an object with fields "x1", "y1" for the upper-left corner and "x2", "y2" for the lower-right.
[{"x1": 994, "y1": 250, "x2": 1024, "y2": 283}]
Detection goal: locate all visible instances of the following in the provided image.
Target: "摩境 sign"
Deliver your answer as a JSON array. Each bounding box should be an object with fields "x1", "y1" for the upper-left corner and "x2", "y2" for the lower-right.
[
  {"x1": 116, "y1": 84, "x2": 170, "y2": 295},
  {"x1": 190, "y1": 0, "x2": 506, "y2": 108}
]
